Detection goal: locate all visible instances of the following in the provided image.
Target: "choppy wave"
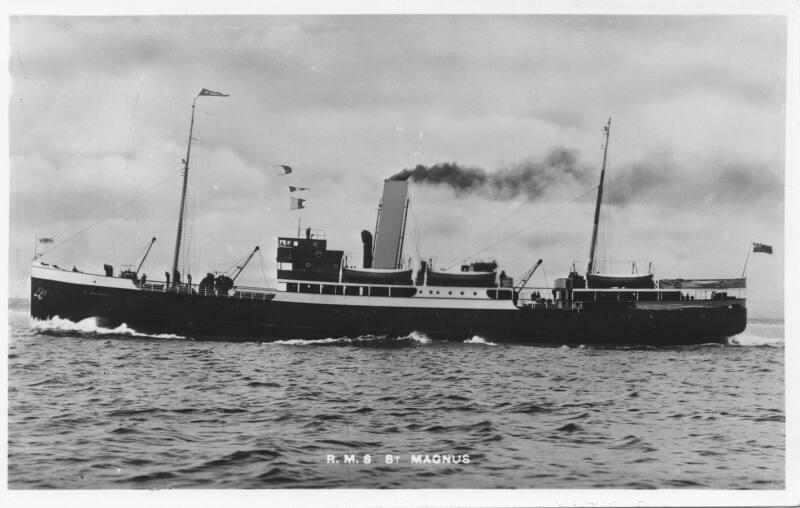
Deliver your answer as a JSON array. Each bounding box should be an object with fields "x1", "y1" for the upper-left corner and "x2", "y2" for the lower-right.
[
  {"x1": 463, "y1": 335, "x2": 497, "y2": 346},
  {"x1": 30, "y1": 316, "x2": 185, "y2": 340},
  {"x1": 9, "y1": 314, "x2": 785, "y2": 489}
]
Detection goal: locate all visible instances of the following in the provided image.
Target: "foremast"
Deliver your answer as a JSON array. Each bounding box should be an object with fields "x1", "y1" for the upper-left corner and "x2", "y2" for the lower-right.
[
  {"x1": 170, "y1": 89, "x2": 228, "y2": 284},
  {"x1": 587, "y1": 117, "x2": 611, "y2": 275},
  {"x1": 170, "y1": 97, "x2": 197, "y2": 282}
]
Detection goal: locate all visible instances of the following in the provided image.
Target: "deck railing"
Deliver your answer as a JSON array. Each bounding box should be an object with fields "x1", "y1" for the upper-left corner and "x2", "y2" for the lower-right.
[{"x1": 136, "y1": 280, "x2": 277, "y2": 301}]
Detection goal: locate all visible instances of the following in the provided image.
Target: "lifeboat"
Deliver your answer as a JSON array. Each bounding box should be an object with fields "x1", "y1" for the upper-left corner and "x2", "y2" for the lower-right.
[
  {"x1": 586, "y1": 273, "x2": 655, "y2": 289},
  {"x1": 342, "y1": 267, "x2": 414, "y2": 285},
  {"x1": 426, "y1": 268, "x2": 497, "y2": 288}
]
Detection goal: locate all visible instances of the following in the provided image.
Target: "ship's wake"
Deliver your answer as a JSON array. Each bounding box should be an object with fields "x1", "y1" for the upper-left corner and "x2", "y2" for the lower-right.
[
  {"x1": 727, "y1": 333, "x2": 784, "y2": 347},
  {"x1": 725, "y1": 320, "x2": 784, "y2": 347},
  {"x1": 30, "y1": 316, "x2": 186, "y2": 340},
  {"x1": 273, "y1": 331, "x2": 432, "y2": 347},
  {"x1": 463, "y1": 335, "x2": 498, "y2": 346}
]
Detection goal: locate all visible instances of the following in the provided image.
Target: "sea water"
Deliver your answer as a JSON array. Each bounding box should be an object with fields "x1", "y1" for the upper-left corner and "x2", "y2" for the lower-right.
[{"x1": 7, "y1": 302, "x2": 784, "y2": 489}]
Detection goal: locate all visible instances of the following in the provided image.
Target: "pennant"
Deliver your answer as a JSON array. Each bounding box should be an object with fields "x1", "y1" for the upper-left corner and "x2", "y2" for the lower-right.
[
  {"x1": 198, "y1": 88, "x2": 229, "y2": 97},
  {"x1": 276, "y1": 165, "x2": 293, "y2": 175},
  {"x1": 38, "y1": 237, "x2": 54, "y2": 244},
  {"x1": 753, "y1": 243, "x2": 773, "y2": 254},
  {"x1": 289, "y1": 186, "x2": 311, "y2": 192},
  {"x1": 290, "y1": 197, "x2": 306, "y2": 210}
]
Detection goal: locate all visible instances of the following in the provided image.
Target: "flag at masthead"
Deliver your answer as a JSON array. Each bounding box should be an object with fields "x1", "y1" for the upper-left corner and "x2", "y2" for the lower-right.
[
  {"x1": 198, "y1": 88, "x2": 229, "y2": 97},
  {"x1": 171, "y1": 89, "x2": 228, "y2": 285}
]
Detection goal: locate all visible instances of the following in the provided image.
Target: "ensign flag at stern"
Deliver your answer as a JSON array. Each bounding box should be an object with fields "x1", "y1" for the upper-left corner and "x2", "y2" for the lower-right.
[{"x1": 753, "y1": 243, "x2": 773, "y2": 254}]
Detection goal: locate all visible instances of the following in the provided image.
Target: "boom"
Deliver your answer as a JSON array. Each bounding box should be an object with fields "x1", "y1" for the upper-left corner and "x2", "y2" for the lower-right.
[
  {"x1": 514, "y1": 259, "x2": 543, "y2": 292},
  {"x1": 231, "y1": 246, "x2": 260, "y2": 282},
  {"x1": 136, "y1": 237, "x2": 157, "y2": 275}
]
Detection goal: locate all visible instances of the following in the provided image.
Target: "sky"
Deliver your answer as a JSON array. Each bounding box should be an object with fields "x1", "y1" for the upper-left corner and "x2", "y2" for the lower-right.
[{"x1": 8, "y1": 14, "x2": 787, "y2": 317}]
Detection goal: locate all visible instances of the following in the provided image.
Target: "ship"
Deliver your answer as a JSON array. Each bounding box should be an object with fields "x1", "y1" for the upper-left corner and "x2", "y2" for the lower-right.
[{"x1": 30, "y1": 94, "x2": 747, "y2": 345}]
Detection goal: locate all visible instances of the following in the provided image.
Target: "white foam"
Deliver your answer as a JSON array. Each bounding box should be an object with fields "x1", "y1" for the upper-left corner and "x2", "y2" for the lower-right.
[
  {"x1": 728, "y1": 333, "x2": 784, "y2": 347},
  {"x1": 30, "y1": 316, "x2": 185, "y2": 340},
  {"x1": 273, "y1": 331, "x2": 432, "y2": 346},
  {"x1": 406, "y1": 330, "x2": 431, "y2": 344},
  {"x1": 272, "y1": 337, "x2": 353, "y2": 345},
  {"x1": 464, "y1": 335, "x2": 497, "y2": 346}
]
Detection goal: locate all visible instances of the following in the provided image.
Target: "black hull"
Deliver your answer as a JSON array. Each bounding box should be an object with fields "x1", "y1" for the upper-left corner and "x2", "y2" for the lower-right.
[{"x1": 30, "y1": 277, "x2": 747, "y2": 346}]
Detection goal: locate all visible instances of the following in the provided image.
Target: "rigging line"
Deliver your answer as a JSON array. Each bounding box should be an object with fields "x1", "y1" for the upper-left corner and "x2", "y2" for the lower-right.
[
  {"x1": 224, "y1": 249, "x2": 253, "y2": 276},
  {"x1": 409, "y1": 200, "x2": 423, "y2": 262},
  {"x1": 123, "y1": 79, "x2": 145, "y2": 241},
  {"x1": 257, "y1": 249, "x2": 273, "y2": 288},
  {"x1": 185, "y1": 143, "x2": 206, "y2": 277},
  {"x1": 128, "y1": 237, "x2": 157, "y2": 269},
  {"x1": 108, "y1": 222, "x2": 117, "y2": 267},
  {"x1": 52, "y1": 174, "x2": 125, "y2": 243},
  {"x1": 439, "y1": 176, "x2": 568, "y2": 270},
  {"x1": 38, "y1": 168, "x2": 183, "y2": 258},
  {"x1": 459, "y1": 185, "x2": 599, "y2": 265},
  {"x1": 155, "y1": 240, "x2": 170, "y2": 269},
  {"x1": 183, "y1": 172, "x2": 198, "y2": 277},
  {"x1": 439, "y1": 196, "x2": 531, "y2": 270}
]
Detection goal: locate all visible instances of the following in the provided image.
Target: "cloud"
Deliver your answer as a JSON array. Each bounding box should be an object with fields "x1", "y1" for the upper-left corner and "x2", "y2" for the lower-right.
[
  {"x1": 8, "y1": 15, "x2": 786, "y2": 318},
  {"x1": 605, "y1": 155, "x2": 783, "y2": 209}
]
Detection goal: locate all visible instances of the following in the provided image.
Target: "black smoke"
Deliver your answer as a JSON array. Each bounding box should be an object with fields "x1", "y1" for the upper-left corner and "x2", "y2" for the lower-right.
[
  {"x1": 390, "y1": 148, "x2": 591, "y2": 201},
  {"x1": 390, "y1": 149, "x2": 782, "y2": 208},
  {"x1": 390, "y1": 162, "x2": 488, "y2": 192}
]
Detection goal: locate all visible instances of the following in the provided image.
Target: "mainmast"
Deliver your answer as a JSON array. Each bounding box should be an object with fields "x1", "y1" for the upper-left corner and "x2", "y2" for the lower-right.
[
  {"x1": 170, "y1": 89, "x2": 228, "y2": 284},
  {"x1": 587, "y1": 117, "x2": 612, "y2": 275}
]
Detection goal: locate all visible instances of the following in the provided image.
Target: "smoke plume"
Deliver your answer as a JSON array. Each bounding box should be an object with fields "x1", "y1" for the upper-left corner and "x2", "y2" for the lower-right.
[
  {"x1": 391, "y1": 149, "x2": 782, "y2": 209},
  {"x1": 390, "y1": 148, "x2": 590, "y2": 201},
  {"x1": 604, "y1": 156, "x2": 782, "y2": 207}
]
